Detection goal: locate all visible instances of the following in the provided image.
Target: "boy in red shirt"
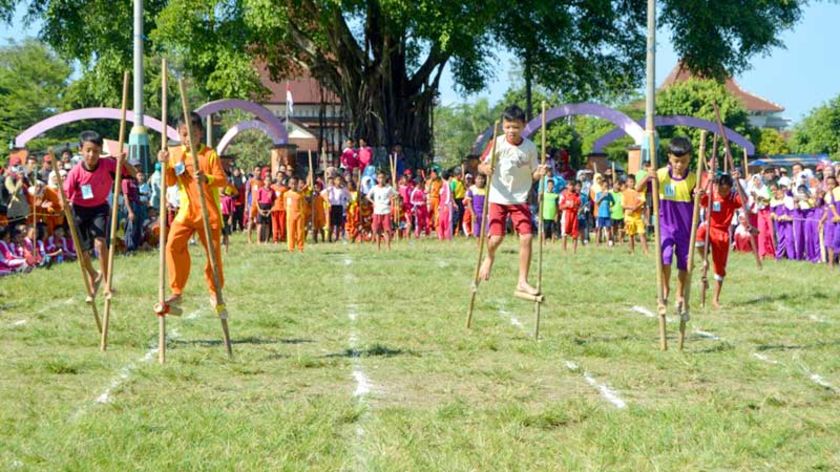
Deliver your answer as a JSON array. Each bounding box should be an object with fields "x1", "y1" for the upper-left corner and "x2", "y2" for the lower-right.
[
  {"x1": 63, "y1": 131, "x2": 137, "y2": 296},
  {"x1": 561, "y1": 181, "x2": 581, "y2": 253},
  {"x1": 694, "y1": 173, "x2": 744, "y2": 309},
  {"x1": 477, "y1": 105, "x2": 547, "y2": 295}
]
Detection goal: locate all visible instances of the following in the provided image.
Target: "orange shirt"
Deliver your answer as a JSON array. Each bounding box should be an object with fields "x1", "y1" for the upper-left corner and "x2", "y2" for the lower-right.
[
  {"x1": 271, "y1": 184, "x2": 287, "y2": 211},
  {"x1": 164, "y1": 145, "x2": 226, "y2": 227},
  {"x1": 285, "y1": 190, "x2": 305, "y2": 217}
]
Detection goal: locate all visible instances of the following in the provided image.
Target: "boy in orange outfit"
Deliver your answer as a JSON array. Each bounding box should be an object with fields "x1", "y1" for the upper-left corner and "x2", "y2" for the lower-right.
[
  {"x1": 285, "y1": 176, "x2": 306, "y2": 252},
  {"x1": 311, "y1": 181, "x2": 327, "y2": 242},
  {"x1": 158, "y1": 113, "x2": 226, "y2": 306}
]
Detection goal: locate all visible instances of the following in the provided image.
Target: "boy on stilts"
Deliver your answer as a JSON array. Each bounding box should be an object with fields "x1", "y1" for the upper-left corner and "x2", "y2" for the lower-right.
[
  {"x1": 158, "y1": 113, "x2": 226, "y2": 306},
  {"x1": 477, "y1": 105, "x2": 547, "y2": 297},
  {"x1": 639, "y1": 137, "x2": 697, "y2": 316},
  {"x1": 64, "y1": 131, "x2": 137, "y2": 297},
  {"x1": 695, "y1": 173, "x2": 745, "y2": 309}
]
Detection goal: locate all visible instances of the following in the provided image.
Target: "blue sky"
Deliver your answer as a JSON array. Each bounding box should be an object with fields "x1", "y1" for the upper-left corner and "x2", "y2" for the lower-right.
[
  {"x1": 437, "y1": 2, "x2": 839, "y2": 125},
  {"x1": 2, "y1": 2, "x2": 838, "y2": 125}
]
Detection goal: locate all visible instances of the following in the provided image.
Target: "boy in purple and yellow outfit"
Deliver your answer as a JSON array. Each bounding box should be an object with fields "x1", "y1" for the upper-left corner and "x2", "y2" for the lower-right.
[{"x1": 639, "y1": 137, "x2": 696, "y2": 312}]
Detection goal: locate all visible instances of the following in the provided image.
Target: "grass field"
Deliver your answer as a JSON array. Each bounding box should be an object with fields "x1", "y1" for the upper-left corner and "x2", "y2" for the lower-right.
[{"x1": 1, "y1": 234, "x2": 838, "y2": 471}]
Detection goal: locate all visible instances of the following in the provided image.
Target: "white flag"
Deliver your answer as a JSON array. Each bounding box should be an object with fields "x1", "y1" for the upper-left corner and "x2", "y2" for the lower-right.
[{"x1": 286, "y1": 82, "x2": 294, "y2": 115}]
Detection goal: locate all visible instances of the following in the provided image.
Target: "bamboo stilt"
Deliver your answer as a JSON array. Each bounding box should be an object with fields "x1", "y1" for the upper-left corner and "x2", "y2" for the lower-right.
[
  {"x1": 533, "y1": 101, "x2": 547, "y2": 340},
  {"x1": 49, "y1": 158, "x2": 102, "y2": 334},
  {"x1": 466, "y1": 119, "x2": 500, "y2": 329},
  {"x1": 100, "y1": 71, "x2": 131, "y2": 352},
  {"x1": 178, "y1": 79, "x2": 233, "y2": 358},
  {"x1": 681, "y1": 131, "x2": 706, "y2": 350},
  {"x1": 157, "y1": 59, "x2": 168, "y2": 364}
]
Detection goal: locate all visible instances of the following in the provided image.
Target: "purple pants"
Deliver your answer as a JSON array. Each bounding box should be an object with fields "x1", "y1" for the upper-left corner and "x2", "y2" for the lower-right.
[
  {"x1": 661, "y1": 229, "x2": 690, "y2": 271},
  {"x1": 775, "y1": 221, "x2": 795, "y2": 260}
]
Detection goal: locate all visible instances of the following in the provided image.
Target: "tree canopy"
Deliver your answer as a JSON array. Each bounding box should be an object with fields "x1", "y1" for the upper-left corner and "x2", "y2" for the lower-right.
[
  {"x1": 791, "y1": 95, "x2": 840, "y2": 158},
  {"x1": 3, "y1": 0, "x2": 806, "y2": 159}
]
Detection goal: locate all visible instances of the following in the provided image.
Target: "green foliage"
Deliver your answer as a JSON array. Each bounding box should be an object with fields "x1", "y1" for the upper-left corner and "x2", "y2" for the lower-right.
[
  {"x1": 0, "y1": 39, "x2": 71, "y2": 154},
  {"x1": 2, "y1": 0, "x2": 806, "y2": 153},
  {"x1": 218, "y1": 110, "x2": 274, "y2": 171},
  {"x1": 433, "y1": 98, "x2": 497, "y2": 168},
  {"x1": 655, "y1": 79, "x2": 754, "y2": 156},
  {"x1": 791, "y1": 95, "x2": 840, "y2": 158},
  {"x1": 755, "y1": 128, "x2": 790, "y2": 156}
]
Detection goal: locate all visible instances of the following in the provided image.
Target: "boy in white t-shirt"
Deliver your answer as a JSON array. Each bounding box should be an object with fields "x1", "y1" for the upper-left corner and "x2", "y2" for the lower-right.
[
  {"x1": 477, "y1": 105, "x2": 548, "y2": 295},
  {"x1": 366, "y1": 170, "x2": 397, "y2": 250}
]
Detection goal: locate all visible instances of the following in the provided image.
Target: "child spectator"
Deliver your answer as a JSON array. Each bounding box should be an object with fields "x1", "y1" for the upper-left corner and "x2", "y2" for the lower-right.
[
  {"x1": 610, "y1": 179, "x2": 625, "y2": 244},
  {"x1": 366, "y1": 170, "x2": 397, "y2": 250},
  {"x1": 623, "y1": 174, "x2": 648, "y2": 255},
  {"x1": 464, "y1": 174, "x2": 487, "y2": 238},
  {"x1": 285, "y1": 177, "x2": 306, "y2": 252},
  {"x1": 561, "y1": 181, "x2": 582, "y2": 252},
  {"x1": 595, "y1": 185, "x2": 614, "y2": 246},
  {"x1": 255, "y1": 177, "x2": 275, "y2": 244},
  {"x1": 410, "y1": 178, "x2": 429, "y2": 237},
  {"x1": 541, "y1": 179, "x2": 560, "y2": 241},
  {"x1": 437, "y1": 170, "x2": 453, "y2": 240}
]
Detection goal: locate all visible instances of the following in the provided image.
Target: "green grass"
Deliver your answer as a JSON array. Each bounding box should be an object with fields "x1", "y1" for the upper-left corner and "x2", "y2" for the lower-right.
[{"x1": 1, "y1": 234, "x2": 838, "y2": 471}]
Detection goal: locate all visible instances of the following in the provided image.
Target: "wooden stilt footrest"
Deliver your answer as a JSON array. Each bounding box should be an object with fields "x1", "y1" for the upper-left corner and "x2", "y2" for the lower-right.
[{"x1": 514, "y1": 291, "x2": 544, "y2": 303}]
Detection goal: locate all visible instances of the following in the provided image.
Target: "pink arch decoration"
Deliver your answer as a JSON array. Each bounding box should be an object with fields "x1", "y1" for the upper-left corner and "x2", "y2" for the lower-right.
[
  {"x1": 14, "y1": 108, "x2": 179, "y2": 148},
  {"x1": 472, "y1": 102, "x2": 645, "y2": 154},
  {"x1": 217, "y1": 120, "x2": 284, "y2": 154},
  {"x1": 592, "y1": 115, "x2": 756, "y2": 155},
  {"x1": 195, "y1": 99, "x2": 287, "y2": 144}
]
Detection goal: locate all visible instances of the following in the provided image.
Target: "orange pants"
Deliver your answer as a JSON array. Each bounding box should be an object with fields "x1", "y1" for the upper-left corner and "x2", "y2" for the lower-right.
[
  {"x1": 287, "y1": 213, "x2": 304, "y2": 251},
  {"x1": 429, "y1": 198, "x2": 440, "y2": 230},
  {"x1": 272, "y1": 210, "x2": 286, "y2": 242},
  {"x1": 166, "y1": 219, "x2": 224, "y2": 296}
]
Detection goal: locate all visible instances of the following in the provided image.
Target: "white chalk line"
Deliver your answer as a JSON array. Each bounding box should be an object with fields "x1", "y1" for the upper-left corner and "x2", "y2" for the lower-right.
[
  {"x1": 344, "y1": 259, "x2": 374, "y2": 471},
  {"x1": 498, "y1": 305, "x2": 627, "y2": 409},
  {"x1": 563, "y1": 361, "x2": 627, "y2": 409}
]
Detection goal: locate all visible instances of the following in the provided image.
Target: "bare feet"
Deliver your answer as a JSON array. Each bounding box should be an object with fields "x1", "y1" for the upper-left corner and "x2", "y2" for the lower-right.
[
  {"x1": 712, "y1": 299, "x2": 721, "y2": 310},
  {"x1": 517, "y1": 281, "x2": 540, "y2": 296},
  {"x1": 478, "y1": 257, "x2": 493, "y2": 281},
  {"x1": 165, "y1": 293, "x2": 182, "y2": 306},
  {"x1": 89, "y1": 272, "x2": 103, "y2": 298}
]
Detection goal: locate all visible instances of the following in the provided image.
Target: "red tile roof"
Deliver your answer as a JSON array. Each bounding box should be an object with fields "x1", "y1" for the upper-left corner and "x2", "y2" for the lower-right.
[
  {"x1": 661, "y1": 62, "x2": 783, "y2": 113},
  {"x1": 257, "y1": 64, "x2": 341, "y2": 106}
]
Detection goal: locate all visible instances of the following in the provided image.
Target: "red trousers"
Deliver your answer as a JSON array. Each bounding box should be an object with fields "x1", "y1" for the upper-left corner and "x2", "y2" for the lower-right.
[
  {"x1": 271, "y1": 210, "x2": 286, "y2": 242},
  {"x1": 696, "y1": 223, "x2": 730, "y2": 279}
]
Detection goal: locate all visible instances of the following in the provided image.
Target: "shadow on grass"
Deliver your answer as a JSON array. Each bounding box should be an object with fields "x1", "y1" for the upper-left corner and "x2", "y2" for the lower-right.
[
  {"x1": 324, "y1": 343, "x2": 418, "y2": 359},
  {"x1": 737, "y1": 291, "x2": 827, "y2": 306},
  {"x1": 756, "y1": 339, "x2": 840, "y2": 351},
  {"x1": 171, "y1": 337, "x2": 315, "y2": 348}
]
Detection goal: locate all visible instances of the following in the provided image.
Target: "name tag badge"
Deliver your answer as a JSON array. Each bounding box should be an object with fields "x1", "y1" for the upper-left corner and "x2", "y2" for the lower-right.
[
  {"x1": 174, "y1": 162, "x2": 186, "y2": 176},
  {"x1": 275, "y1": 191, "x2": 280, "y2": 197},
  {"x1": 713, "y1": 201, "x2": 721, "y2": 212},
  {"x1": 664, "y1": 184, "x2": 676, "y2": 198},
  {"x1": 81, "y1": 184, "x2": 94, "y2": 200}
]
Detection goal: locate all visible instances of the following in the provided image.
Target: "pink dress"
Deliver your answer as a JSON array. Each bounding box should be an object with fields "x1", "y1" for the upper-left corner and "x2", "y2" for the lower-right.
[
  {"x1": 437, "y1": 182, "x2": 453, "y2": 240},
  {"x1": 358, "y1": 146, "x2": 373, "y2": 173},
  {"x1": 410, "y1": 187, "x2": 429, "y2": 237},
  {"x1": 0, "y1": 240, "x2": 26, "y2": 272}
]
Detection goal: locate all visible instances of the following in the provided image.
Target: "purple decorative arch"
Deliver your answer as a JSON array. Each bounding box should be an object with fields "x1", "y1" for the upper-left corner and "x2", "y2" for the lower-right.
[
  {"x1": 472, "y1": 102, "x2": 645, "y2": 154},
  {"x1": 14, "y1": 107, "x2": 179, "y2": 148},
  {"x1": 593, "y1": 115, "x2": 755, "y2": 155},
  {"x1": 195, "y1": 99, "x2": 287, "y2": 145},
  {"x1": 217, "y1": 120, "x2": 284, "y2": 154}
]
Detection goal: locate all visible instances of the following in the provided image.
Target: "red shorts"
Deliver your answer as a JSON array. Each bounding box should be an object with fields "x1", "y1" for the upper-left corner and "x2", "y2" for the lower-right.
[
  {"x1": 371, "y1": 213, "x2": 392, "y2": 234},
  {"x1": 695, "y1": 223, "x2": 730, "y2": 279},
  {"x1": 488, "y1": 203, "x2": 532, "y2": 237},
  {"x1": 563, "y1": 211, "x2": 579, "y2": 238}
]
